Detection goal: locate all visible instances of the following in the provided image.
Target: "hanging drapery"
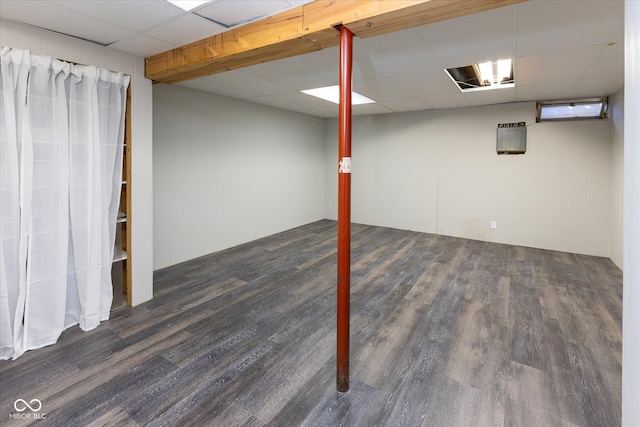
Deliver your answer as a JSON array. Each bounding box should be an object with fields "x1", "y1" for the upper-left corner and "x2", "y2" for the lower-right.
[{"x1": 0, "y1": 46, "x2": 129, "y2": 360}]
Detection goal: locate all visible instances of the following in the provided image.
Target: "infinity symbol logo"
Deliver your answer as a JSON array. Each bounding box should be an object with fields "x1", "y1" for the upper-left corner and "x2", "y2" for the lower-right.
[{"x1": 14, "y1": 399, "x2": 42, "y2": 412}]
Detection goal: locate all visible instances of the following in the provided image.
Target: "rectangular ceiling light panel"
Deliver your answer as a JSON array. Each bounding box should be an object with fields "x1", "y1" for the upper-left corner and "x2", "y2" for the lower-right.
[
  {"x1": 302, "y1": 85, "x2": 376, "y2": 105},
  {"x1": 446, "y1": 59, "x2": 514, "y2": 92}
]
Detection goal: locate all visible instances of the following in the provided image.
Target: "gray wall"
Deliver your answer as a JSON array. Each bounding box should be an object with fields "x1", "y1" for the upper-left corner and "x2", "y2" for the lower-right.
[
  {"x1": 325, "y1": 102, "x2": 613, "y2": 258},
  {"x1": 153, "y1": 84, "x2": 326, "y2": 269}
]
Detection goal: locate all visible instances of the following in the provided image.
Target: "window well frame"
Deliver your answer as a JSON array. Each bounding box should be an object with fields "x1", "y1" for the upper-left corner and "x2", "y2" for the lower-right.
[{"x1": 536, "y1": 97, "x2": 608, "y2": 123}]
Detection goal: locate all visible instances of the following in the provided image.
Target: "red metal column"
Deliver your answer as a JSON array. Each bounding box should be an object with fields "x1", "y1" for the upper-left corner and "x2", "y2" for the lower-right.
[{"x1": 337, "y1": 25, "x2": 353, "y2": 393}]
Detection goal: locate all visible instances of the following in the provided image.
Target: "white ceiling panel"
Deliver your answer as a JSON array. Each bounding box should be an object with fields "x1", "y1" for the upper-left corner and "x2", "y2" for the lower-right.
[
  {"x1": 356, "y1": 31, "x2": 438, "y2": 76},
  {"x1": 381, "y1": 97, "x2": 431, "y2": 113},
  {"x1": 353, "y1": 77, "x2": 413, "y2": 102},
  {"x1": 420, "y1": 93, "x2": 471, "y2": 110},
  {"x1": 178, "y1": 79, "x2": 262, "y2": 100},
  {"x1": 249, "y1": 91, "x2": 330, "y2": 112},
  {"x1": 286, "y1": 47, "x2": 339, "y2": 75},
  {"x1": 351, "y1": 60, "x2": 381, "y2": 83},
  {"x1": 571, "y1": 75, "x2": 625, "y2": 98},
  {"x1": 516, "y1": 45, "x2": 602, "y2": 86},
  {"x1": 281, "y1": 74, "x2": 334, "y2": 92},
  {"x1": 353, "y1": 102, "x2": 395, "y2": 116},
  {"x1": 356, "y1": 28, "x2": 427, "y2": 56},
  {"x1": 465, "y1": 87, "x2": 517, "y2": 107},
  {"x1": 0, "y1": 0, "x2": 625, "y2": 118},
  {"x1": 145, "y1": 13, "x2": 226, "y2": 46},
  {"x1": 516, "y1": 81, "x2": 575, "y2": 102},
  {"x1": 198, "y1": 71, "x2": 290, "y2": 96},
  {"x1": 414, "y1": 5, "x2": 515, "y2": 68},
  {"x1": 196, "y1": 0, "x2": 294, "y2": 27},
  {"x1": 387, "y1": 69, "x2": 461, "y2": 98},
  {"x1": 50, "y1": 0, "x2": 181, "y2": 32},
  {"x1": 242, "y1": 61, "x2": 336, "y2": 90},
  {"x1": 583, "y1": 42, "x2": 624, "y2": 79},
  {"x1": 609, "y1": 25, "x2": 625, "y2": 43},
  {"x1": 109, "y1": 34, "x2": 175, "y2": 58},
  {"x1": 516, "y1": 0, "x2": 624, "y2": 57},
  {"x1": 309, "y1": 110, "x2": 338, "y2": 119},
  {"x1": 241, "y1": 59, "x2": 309, "y2": 82},
  {"x1": 1, "y1": 0, "x2": 137, "y2": 45}
]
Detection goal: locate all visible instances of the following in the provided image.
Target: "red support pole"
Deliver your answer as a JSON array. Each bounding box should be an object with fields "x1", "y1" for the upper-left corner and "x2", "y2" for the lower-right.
[{"x1": 337, "y1": 25, "x2": 352, "y2": 393}]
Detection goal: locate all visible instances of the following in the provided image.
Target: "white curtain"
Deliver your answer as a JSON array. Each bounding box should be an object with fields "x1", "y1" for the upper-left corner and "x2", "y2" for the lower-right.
[{"x1": 0, "y1": 47, "x2": 129, "y2": 360}]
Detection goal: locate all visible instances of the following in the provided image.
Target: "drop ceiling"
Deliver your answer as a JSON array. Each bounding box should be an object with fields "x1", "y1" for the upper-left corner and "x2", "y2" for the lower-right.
[{"x1": 0, "y1": 0, "x2": 624, "y2": 118}]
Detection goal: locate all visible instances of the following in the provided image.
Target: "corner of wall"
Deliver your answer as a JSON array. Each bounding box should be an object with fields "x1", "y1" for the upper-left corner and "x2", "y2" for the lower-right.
[{"x1": 609, "y1": 89, "x2": 624, "y2": 270}]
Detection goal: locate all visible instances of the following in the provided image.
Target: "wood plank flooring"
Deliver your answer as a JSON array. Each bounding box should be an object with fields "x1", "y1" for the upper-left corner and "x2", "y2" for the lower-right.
[{"x1": 0, "y1": 220, "x2": 622, "y2": 426}]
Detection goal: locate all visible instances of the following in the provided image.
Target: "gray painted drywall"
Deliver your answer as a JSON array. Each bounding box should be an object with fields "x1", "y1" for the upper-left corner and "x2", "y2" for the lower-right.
[
  {"x1": 152, "y1": 84, "x2": 326, "y2": 269},
  {"x1": 325, "y1": 102, "x2": 612, "y2": 258}
]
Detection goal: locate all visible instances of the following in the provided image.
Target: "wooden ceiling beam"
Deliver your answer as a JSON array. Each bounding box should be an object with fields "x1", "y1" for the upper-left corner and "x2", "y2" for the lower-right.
[{"x1": 145, "y1": 0, "x2": 526, "y2": 84}]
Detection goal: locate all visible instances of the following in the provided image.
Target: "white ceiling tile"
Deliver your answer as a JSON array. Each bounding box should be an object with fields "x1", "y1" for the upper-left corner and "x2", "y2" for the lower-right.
[
  {"x1": 304, "y1": 109, "x2": 338, "y2": 119},
  {"x1": 197, "y1": 71, "x2": 290, "y2": 95},
  {"x1": 110, "y1": 34, "x2": 176, "y2": 57},
  {"x1": 145, "y1": 13, "x2": 226, "y2": 45},
  {"x1": 356, "y1": 28, "x2": 426, "y2": 54},
  {"x1": 352, "y1": 60, "x2": 382, "y2": 82},
  {"x1": 242, "y1": 60, "x2": 306, "y2": 81},
  {"x1": 387, "y1": 69, "x2": 461, "y2": 98},
  {"x1": 420, "y1": 93, "x2": 470, "y2": 110},
  {"x1": 355, "y1": 31, "x2": 439, "y2": 76},
  {"x1": 516, "y1": 45, "x2": 602, "y2": 86},
  {"x1": 177, "y1": 79, "x2": 262, "y2": 99},
  {"x1": 288, "y1": 47, "x2": 339, "y2": 75},
  {"x1": 381, "y1": 98, "x2": 431, "y2": 113},
  {"x1": 241, "y1": 58, "x2": 334, "y2": 91},
  {"x1": 275, "y1": 75, "x2": 334, "y2": 92},
  {"x1": 609, "y1": 25, "x2": 624, "y2": 43},
  {"x1": 516, "y1": 0, "x2": 624, "y2": 57},
  {"x1": 464, "y1": 87, "x2": 517, "y2": 107},
  {"x1": 516, "y1": 81, "x2": 575, "y2": 102},
  {"x1": 353, "y1": 77, "x2": 413, "y2": 102},
  {"x1": 250, "y1": 91, "x2": 332, "y2": 112},
  {"x1": 582, "y1": 42, "x2": 624, "y2": 79},
  {"x1": 50, "y1": 0, "x2": 182, "y2": 32},
  {"x1": 0, "y1": 0, "x2": 624, "y2": 118},
  {"x1": 353, "y1": 103, "x2": 397, "y2": 116},
  {"x1": 414, "y1": 6, "x2": 515, "y2": 68},
  {"x1": 571, "y1": 76, "x2": 624, "y2": 98},
  {"x1": 195, "y1": 0, "x2": 292, "y2": 27},
  {"x1": 1, "y1": 0, "x2": 137, "y2": 45}
]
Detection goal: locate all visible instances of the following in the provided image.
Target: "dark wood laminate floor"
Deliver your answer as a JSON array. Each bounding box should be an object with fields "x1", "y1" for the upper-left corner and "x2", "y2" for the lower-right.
[{"x1": 0, "y1": 220, "x2": 622, "y2": 426}]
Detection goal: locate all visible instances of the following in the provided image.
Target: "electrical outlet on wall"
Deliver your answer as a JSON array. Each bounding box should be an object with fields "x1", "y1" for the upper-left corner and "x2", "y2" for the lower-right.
[{"x1": 490, "y1": 221, "x2": 497, "y2": 229}]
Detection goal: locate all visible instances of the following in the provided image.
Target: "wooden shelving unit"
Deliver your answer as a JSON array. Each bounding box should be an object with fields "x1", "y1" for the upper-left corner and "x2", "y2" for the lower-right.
[{"x1": 112, "y1": 86, "x2": 132, "y2": 308}]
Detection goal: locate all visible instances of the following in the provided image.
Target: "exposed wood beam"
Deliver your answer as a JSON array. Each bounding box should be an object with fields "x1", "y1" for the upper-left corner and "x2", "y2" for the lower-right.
[{"x1": 145, "y1": 0, "x2": 526, "y2": 84}]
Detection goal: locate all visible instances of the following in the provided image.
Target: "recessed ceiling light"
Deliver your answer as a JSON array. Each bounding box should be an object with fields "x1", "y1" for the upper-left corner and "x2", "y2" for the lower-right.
[
  {"x1": 301, "y1": 85, "x2": 376, "y2": 105},
  {"x1": 167, "y1": 0, "x2": 211, "y2": 12},
  {"x1": 446, "y1": 59, "x2": 514, "y2": 92}
]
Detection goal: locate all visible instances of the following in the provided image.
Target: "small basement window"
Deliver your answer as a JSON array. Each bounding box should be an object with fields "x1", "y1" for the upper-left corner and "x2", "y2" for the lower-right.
[{"x1": 536, "y1": 97, "x2": 608, "y2": 122}]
